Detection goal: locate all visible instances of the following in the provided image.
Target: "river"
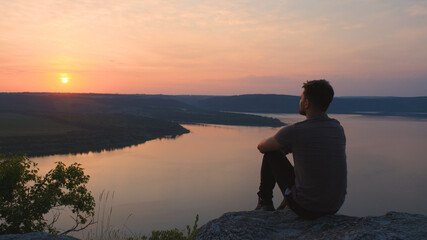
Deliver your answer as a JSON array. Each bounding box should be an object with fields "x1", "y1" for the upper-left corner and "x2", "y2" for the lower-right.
[{"x1": 33, "y1": 114, "x2": 427, "y2": 237}]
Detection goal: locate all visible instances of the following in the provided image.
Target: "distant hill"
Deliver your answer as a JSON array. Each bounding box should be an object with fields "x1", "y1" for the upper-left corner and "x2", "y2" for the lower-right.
[
  {"x1": 196, "y1": 94, "x2": 300, "y2": 113},
  {"x1": 2, "y1": 93, "x2": 426, "y2": 119},
  {"x1": 0, "y1": 93, "x2": 284, "y2": 127},
  {"x1": 2, "y1": 92, "x2": 424, "y2": 156},
  {"x1": 329, "y1": 96, "x2": 427, "y2": 118},
  {"x1": 0, "y1": 93, "x2": 285, "y2": 156},
  {"x1": 194, "y1": 94, "x2": 427, "y2": 118}
]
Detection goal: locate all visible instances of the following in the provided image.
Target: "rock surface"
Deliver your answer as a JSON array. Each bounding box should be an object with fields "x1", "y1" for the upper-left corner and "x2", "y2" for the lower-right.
[
  {"x1": 0, "y1": 232, "x2": 78, "y2": 240},
  {"x1": 196, "y1": 210, "x2": 427, "y2": 240}
]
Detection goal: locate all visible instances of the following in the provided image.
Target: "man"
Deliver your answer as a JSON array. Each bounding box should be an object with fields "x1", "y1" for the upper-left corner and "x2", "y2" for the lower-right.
[{"x1": 255, "y1": 79, "x2": 347, "y2": 219}]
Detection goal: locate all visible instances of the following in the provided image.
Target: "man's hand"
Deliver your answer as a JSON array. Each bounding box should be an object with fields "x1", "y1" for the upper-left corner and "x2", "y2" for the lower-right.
[{"x1": 257, "y1": 137, "x2": 283, "y2": 153}]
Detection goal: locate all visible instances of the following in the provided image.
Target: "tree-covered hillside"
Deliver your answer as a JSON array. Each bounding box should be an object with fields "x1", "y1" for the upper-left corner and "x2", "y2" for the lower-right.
[
  {"x1": 0, "y1": 93, "x2": 285, "y2": 156},
  {"x1": 195, "y1": 94, "x2": 427, "y2": 118}
]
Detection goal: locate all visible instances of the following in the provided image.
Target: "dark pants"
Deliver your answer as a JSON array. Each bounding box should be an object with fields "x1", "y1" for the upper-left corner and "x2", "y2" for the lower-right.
[
  {"x1": 258, "y1": 150, "x2": 295, "y2": 199},
  {"x1": 258, "y1": 150, "x2": 333, "y2": 219}
]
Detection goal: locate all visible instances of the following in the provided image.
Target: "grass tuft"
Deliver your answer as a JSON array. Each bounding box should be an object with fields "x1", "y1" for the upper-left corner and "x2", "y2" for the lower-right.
[{"x1": 86, "y1": 191, "x2": 198, "y2": 240}]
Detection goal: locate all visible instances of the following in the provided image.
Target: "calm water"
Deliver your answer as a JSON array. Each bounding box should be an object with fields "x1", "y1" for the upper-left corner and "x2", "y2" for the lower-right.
[{"x1": 33, "y1": 114, "x2": 427, "y2": 236}]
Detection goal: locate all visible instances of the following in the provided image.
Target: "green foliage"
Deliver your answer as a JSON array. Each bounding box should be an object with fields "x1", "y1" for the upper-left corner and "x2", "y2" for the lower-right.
[
  {"x1": 87, "y1": 214, "x2": 199, "y2": 240},
  {"x1": 185, "y1": 214, "x2": 199, "y2": 240},
  {"x1": 0, "y1": 113, "x2": 80, "y2": 138},
  {"x1": 0, "y1": 154, "x2": 95, "y2": 234},
  {"x1": 142, "y1": 214, "x2": 199, "y2": 240},
  {"x1": 85, "y1": 189, "x2": 198, "y2": 240},
  {"x1": 126, "y1": 214, "x2": 199, "y2": 240},
  {"x1": 0, "y1": 113, "x2": 189, "y2": 157}
]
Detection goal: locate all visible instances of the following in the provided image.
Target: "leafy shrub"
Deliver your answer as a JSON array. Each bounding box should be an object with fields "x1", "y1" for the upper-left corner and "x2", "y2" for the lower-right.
[
  {"x1": 86, "y1": 213, "x2": 199, "y2": 240},
  {"x1": 143, "y1": 214, "x2": 199, "y2": 240},
  {"x1": 0, "y1": 154, "x2": 95, "y2": 234}
]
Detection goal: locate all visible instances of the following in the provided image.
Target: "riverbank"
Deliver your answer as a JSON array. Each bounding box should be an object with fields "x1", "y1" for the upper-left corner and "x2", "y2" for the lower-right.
[
  {"x1": 0, "y1": 93, "x2": 288, "y2": 156},
  {"x1": 0, "y1": 113, "x2": 189, "y2": 157},
  {"x1": 0, "y1": 109, "x2": 283, "y2": 157}
]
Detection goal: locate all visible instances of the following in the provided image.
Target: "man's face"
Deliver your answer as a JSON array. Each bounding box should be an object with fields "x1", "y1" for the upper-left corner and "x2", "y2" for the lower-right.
[{"x1": 299, "y1": 92, "x2": 306, "y2": 116}]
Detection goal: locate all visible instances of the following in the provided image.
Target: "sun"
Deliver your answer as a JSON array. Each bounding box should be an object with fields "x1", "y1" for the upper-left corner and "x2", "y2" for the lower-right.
[{"x1": 61, "y1": 77, "x2": 69, "y2": 84}]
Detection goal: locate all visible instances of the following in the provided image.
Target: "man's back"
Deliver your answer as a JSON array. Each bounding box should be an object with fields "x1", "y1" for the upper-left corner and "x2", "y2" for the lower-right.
[
  {"x1": 276, "y1": 114, "x2": 347, "y2": 213},
  {"x1": 256, "y1": 80, "x2": 347, "y2": 217}
]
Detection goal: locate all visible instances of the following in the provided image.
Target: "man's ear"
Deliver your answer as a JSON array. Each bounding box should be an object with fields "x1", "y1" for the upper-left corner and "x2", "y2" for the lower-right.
[{"x1": 304, "y1": 98, "x2": 311, "y2": 109}]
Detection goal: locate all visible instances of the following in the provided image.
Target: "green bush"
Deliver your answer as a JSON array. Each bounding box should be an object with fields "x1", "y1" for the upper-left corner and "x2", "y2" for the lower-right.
[
  {"x1": 0, "y1": 154, "x2": 95, "y2": 234},
  {"x1": 143, "y1": 214, "x2": 199, "y2": 240}
]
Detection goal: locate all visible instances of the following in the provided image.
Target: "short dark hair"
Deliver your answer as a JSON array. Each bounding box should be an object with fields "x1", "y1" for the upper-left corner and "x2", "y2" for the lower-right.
[{"x1": 302, "y1": 79, "x2": 334, "y2": 111}]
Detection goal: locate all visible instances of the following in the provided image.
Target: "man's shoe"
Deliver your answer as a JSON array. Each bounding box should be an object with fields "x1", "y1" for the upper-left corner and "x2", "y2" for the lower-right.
[
  {"x1": 276, "y1": 196, "x2": 288, "y2": 210},
  {"x1": 254, "y1": 197, "x2": 275, "y2": 211}
]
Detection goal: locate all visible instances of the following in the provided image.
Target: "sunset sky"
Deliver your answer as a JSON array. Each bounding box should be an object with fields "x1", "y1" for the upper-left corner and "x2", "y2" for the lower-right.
[{"x1": 1, "y1": 0, "x2": 426, "y2": 96}]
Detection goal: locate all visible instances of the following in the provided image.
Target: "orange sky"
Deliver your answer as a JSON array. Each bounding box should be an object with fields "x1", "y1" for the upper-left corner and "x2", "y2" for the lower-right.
[{"x1": 1, "y1": 0, "x2": 426, "y2": 96}]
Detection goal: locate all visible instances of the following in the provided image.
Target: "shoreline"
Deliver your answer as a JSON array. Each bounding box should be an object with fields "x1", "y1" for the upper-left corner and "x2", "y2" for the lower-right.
[{"x1": 0, "y1": 111, "x2": 284, "y2": 157}]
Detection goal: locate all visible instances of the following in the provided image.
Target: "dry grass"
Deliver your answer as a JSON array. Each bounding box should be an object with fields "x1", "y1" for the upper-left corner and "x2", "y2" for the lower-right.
[{"x1": 83, "y1": 190, "x2": 198, "y2": 240}]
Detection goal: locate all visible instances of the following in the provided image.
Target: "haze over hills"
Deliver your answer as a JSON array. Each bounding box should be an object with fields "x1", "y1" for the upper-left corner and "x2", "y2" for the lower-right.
[{"x1": 1, "y1": 92, "x2": 426, "y2": 118}]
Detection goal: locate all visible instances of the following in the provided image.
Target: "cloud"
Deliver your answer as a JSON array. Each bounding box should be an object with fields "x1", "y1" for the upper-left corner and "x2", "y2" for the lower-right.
[
  {"x1": 406, "y1": 4, "x2": 427, "y2": 17},
  {"x1": 340, "y1": 23, "x2": 364, "y2": 31},
  {"x1": 1, "y1": 0, "x2": 427, "y2": 95}
]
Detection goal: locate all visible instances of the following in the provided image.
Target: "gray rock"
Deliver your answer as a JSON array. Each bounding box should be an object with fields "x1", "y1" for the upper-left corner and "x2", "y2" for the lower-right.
[
  {"x1": 0, "y1": 232, "x2": 79, "y2": 240},
  {"x1": 196, "y1": 210, "x2": 427, "y2": 240}
]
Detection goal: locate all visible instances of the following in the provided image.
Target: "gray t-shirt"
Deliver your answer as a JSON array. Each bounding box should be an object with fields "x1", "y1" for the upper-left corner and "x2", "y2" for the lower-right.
[{"x1": 274, "y1": 114, "x2": 347, "y2": 213}]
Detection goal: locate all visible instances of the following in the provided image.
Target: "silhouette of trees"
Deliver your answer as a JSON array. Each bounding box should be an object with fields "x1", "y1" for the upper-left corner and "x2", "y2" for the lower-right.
[{"x1": 0, "y1": 154, "x2": 95, "y2": 234}]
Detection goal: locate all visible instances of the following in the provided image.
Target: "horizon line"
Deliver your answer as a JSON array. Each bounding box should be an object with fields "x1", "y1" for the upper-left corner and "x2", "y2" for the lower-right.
[{"x1": 0, "y1": 91, "x2": 426, "y2": 98}]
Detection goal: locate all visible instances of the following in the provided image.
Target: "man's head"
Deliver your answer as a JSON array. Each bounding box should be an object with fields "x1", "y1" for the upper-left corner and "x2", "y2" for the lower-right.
[{"x1": 299, "y1": 79, "x2": 334, "y2": 116}]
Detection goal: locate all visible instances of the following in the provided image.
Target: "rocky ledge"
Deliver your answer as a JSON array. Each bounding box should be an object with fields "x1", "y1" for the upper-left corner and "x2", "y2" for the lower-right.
[{"x1": 196, "y1": 210, "x2": 427, "y2": 240}]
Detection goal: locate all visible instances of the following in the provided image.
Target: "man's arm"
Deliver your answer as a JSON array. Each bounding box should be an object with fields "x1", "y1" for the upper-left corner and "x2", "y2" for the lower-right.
[{"x1": 257, "y1": 137, "x2": 283, "y2": 153}]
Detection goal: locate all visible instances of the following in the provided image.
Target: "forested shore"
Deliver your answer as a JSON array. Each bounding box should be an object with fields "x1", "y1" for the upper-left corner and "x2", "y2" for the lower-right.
[
  {"x1": 0, "y1": 113, "x2": 190, "y2": 157},
  {"x1": 0, "y1": 93, "x2": 285, "y2": 157}
]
